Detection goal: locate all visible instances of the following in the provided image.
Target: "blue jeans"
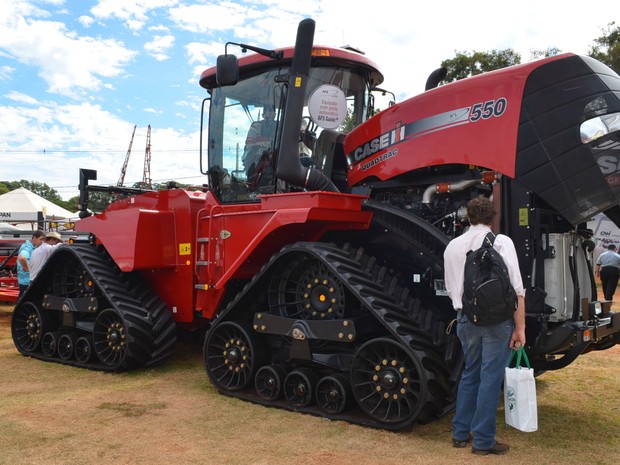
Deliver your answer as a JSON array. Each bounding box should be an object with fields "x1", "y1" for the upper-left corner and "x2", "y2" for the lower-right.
[
  {"x1": 18, "y1": 284, "x2": 29, "y2": 298},
  {"x1": 452, "y1": 312, "x2": 513, "y2": 449}
]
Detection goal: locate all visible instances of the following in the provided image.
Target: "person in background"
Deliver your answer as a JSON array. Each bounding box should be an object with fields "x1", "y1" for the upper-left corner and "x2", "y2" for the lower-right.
[
  {"x1": 16, "y1": 230, "x2": 45, "y2": 297},
  {"x1": 245, "y1": 106, "x2": 277, "y2": 149},
  {"x1": 443, "y1": 196, "x2": 526, "y2": 456},
  {"x1": 29, "y1": 231, "x2": 63, "y2": 282},
  {"x1": 595, "y1": 243, "x2": 620, "y2": 301},
  {"x1": 243, "y1": 106, "x2": 278, "y2": 186},
  {"x1": 243, "y1": 106, "x2": 277, "y2": 174}
]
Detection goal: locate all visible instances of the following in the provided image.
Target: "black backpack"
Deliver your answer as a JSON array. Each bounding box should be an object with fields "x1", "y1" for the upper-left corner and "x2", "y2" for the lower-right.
[{"x1": 462, "y1": 232, "x2": 517, "y2": 326}]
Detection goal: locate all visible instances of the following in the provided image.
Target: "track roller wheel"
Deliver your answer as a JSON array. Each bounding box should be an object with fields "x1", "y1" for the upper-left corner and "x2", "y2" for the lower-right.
[
  {"x1": 11, "y1": 302, "x2": 49, "y2": 352},
  {"x1": 41, "y1": 332, "x2": 61, "y2": 357},
  {"x1": 93, "y1": 308, "x2": 128, "y2": 368},
  {"x1": 270, "y1": 256, "x2": 346, "y2": 320},
  {"x1": 74, "y1": 336, "x2": 93, "y2": 363},
  {"x1": 284, "y1": 368, "x2": 317, "y2": 408},
  {"x1": 350, "y1": 338, "x2": 427, "y2": 425},
  {"x1": 255, "y1": 364, "x2": 287, "y2": 401},
  {"x1": 58, "y1": 333, "x2": 76, "y2": 361},
  {"x1": 316, "y1": 374, "x2": 351, "y2": 414},
  {"x1": 205, "y1": 322, "x2": 263, "y2": 392},
  {"x1": 52, "y1": 255, "x2": 96, "y2": 297}
]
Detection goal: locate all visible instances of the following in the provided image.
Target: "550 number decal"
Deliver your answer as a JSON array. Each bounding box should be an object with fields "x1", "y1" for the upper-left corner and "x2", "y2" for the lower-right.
[{"x1": 469, "y1": 98, "x2": 507, "y2": 122}]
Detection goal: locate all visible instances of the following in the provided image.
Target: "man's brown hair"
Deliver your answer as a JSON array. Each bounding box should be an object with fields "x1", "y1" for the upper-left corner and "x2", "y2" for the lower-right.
[{"x1": 467, "y1": 196, "x2": 495, "y2": 226}]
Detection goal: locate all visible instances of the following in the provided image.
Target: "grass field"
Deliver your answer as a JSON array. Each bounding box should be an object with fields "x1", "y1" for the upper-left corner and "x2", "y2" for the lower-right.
[{"x1": 0, "y1": 302, "x2": 618, "y2": 465}]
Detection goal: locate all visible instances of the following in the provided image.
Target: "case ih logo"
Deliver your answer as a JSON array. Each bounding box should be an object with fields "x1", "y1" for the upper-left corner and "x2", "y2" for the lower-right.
[{"x1": 349, "y1": 125, "x2": 405, "y2": 164}]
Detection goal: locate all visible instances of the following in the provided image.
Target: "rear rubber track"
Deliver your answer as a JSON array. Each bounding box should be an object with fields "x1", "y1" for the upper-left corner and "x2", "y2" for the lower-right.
[{"x1": 11, "y1": 244, "x2": 176, "y2": 371}]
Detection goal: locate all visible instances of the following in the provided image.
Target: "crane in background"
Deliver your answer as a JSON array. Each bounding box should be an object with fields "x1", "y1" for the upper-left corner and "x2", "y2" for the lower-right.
[
  {"x1": 117, "y1": 125, "x2": 137, "y2": 187},
  {"x1": 143, "y1": 124, "x2": 152, "y2": 189},
  {"x1": 117, "y1": 124, "x2": 153, "y2": 190}
]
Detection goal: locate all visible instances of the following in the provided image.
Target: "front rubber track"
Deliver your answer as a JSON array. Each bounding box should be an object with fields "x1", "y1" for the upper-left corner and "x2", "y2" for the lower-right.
[
  {"x1": 205, "y1": 241, "x2": 454, "y2": 429},
  {"x1": 11, "y1": 244, "x2": 176, "y2": 371}
]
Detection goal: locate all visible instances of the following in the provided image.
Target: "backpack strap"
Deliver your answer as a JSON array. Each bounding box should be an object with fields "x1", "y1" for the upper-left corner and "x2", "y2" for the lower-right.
[{"x1": 482, "y1": 232, "x2": 496, "y2": 248}]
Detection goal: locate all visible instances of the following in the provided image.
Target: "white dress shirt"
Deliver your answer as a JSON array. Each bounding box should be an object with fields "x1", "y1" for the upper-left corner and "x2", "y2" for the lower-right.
[
  {"x1": 29, "y1": 243, "x2": 62, "y2": 281},
  {"x1": 443, "y1": 224, "x2": 525, "y2": 310}
]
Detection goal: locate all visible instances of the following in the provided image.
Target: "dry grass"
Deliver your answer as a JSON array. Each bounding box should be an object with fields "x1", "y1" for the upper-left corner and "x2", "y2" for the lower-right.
[{"x1": 0, "y1": 302, "x2": 618, "y2": 465}]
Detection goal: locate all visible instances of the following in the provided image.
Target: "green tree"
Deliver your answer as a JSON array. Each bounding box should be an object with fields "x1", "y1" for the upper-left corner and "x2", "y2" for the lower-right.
[
  {"x1": 441, "y1": 49, "x2": 521, "y2": 83},
  {"x1": 2, "y1": 180, "x2": 64, "y2": 203},
  {"x1": 1, "y1": 180, "x2": 77, "y2": 213},
  {"x1": 65, "y1": 192, "x2": 113, "y2": 215},
  {"x1": 588, "y1": 22, "x2": 620, "y2": 72}
]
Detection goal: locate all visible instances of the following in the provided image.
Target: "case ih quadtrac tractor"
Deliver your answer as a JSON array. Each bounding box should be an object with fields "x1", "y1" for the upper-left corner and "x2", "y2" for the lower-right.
[{"x1": 12, "y1": 19, "x2": 620, "y2": 429}]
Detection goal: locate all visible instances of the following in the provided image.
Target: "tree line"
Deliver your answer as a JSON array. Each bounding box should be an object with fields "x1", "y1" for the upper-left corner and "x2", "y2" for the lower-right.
[{"x1": 441, "y1": 22, "x2": 618, "y2": 82}]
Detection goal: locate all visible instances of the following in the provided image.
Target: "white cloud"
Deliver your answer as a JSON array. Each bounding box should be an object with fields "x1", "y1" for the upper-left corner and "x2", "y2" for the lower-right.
[
  {"x1": 0, "y1": 4, "x2": 136, "y2": 98},
  {"x1": 148, "y1": 24, "x2": 170, "y2": 32},
  {"x1": 144, "y1": 34, "x2": 175, "y2": 61},
  {"x1": 77, "y1": 15, "x2": 94, "y2": 28},
  {"x1": 90, "y1": 0, "x2": 179, "y2": 31},
  {"x1": 4, "y1": 91, "x2": 38, "y2": 104},
  {"x1": 169, "y1": 3, "x2": 247, "y2": 33},
  {"x1": 0, "y1": 65, "x2": 16, "y2": 80},
  {"x1": 185, "y1": 42, "x2": 222, "y2": 66}
]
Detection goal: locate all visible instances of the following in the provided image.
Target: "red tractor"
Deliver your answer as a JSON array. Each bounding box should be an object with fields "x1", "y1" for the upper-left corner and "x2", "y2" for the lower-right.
[{"x1": 12, "y1": 19, "x2": 620, "y2": 429}]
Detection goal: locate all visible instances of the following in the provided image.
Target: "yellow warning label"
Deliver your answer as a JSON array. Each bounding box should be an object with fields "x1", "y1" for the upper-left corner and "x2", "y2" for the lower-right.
[
  {"x1": 519, "y1": 208, "x2": 528, "y2": 226},
  {"x1": 179, "y1": 243, "x2": 191, "y2": 255},
  {"x1": 295, "y1": 76, "x2": 302, "y2": 87}
]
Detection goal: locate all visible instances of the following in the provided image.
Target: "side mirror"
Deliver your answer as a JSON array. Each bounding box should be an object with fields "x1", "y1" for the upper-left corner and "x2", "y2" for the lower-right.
[{"x1": 216, "y1": 54, "x2": 239, "y2": 86}]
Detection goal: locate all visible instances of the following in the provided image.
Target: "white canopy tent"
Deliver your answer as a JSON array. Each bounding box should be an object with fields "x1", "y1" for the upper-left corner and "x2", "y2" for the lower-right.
[{"x1": 0, "y1": 187, "x2": 75, "y2": 230}]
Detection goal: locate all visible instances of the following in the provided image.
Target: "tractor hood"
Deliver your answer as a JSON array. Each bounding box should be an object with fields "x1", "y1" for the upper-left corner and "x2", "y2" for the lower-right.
[{"x1": 344, "y1": 54, "x2": 620, "y2": 228}]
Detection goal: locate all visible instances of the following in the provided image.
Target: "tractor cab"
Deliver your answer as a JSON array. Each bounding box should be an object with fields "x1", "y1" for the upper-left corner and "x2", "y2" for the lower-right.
[{"x1": 199, "y1": 44, "x2": 384, "y2": 203}]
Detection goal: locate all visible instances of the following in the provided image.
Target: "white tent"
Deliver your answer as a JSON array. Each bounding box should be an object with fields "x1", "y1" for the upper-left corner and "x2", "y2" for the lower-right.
[{"x1": 0, "y1": 187, "x2": 74, "y2": 229}]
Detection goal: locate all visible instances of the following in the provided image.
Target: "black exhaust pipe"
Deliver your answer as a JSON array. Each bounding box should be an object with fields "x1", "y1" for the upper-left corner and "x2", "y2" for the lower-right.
[{"x1": 276, "y1": 18, "x2": 339, "y2": 192}]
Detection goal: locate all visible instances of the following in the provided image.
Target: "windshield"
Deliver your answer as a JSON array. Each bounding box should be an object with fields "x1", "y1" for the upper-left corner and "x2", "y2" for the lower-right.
[{"x1": 207, "y1": 65, "x2": 370, "y2": 203}]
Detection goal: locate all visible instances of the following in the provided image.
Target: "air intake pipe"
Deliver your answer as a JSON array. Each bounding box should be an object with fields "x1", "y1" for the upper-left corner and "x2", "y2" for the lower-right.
[{"x1": 276, "y1": 18, "x2": 339, "y2": 192}]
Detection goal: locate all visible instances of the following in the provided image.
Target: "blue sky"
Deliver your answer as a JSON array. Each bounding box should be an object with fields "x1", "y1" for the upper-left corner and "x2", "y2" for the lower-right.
[{"x1": 1, "y1": 0, "x2": 619, "y2": 200}]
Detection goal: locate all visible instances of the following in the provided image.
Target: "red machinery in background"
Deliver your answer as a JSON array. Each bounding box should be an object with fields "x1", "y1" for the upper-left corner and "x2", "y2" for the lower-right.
[{"x1": 11, "y1": 19, "x2": 620, "y2": 429}]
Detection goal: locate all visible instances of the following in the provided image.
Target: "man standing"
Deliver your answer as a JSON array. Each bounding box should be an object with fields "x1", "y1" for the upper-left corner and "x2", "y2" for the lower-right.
[
  {"x1": 595, "y1": 244, "x2": 620, "y2": 301},
  {"x1": 29, "y1": 231, "x2": 63, "y2": 281},
  {"x1": 16, "y1": 230, "x2": 45, "y2": 297},
  {"x1": 443, "y1": 196, "x2": 526, "y2": 456}
]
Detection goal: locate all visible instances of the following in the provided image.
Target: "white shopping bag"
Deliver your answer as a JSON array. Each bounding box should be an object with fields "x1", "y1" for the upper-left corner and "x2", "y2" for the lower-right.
[{"x1": 504, "y1": 347, "x2": 538, "y2": 432}]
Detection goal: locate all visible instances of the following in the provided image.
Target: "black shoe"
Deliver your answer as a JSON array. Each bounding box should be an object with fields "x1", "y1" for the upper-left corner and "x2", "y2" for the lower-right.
[
  {"x1": 452, "y1": 434, "x2": 473, "y2": 448},
  {"x1": 472, "y1": 441, "x2": 510, "y2": 455}
]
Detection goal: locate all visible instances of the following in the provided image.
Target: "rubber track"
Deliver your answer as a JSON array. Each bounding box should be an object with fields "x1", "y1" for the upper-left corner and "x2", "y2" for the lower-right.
[
  {"x1": 206, "y1": 241, "x2": 454, "y2": 429},
  {"x1": 13, "y1": 244, "x2": 176, "y2": 371}
]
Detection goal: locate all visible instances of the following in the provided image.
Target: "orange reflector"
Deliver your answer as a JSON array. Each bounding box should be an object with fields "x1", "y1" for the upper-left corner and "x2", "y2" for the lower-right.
[
  {"x1": 312, "y1": 48, "x2": 331, "y2": 57},
  {"x1": 583, "y1": 329, "x2": 592, "y2": 341}
]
